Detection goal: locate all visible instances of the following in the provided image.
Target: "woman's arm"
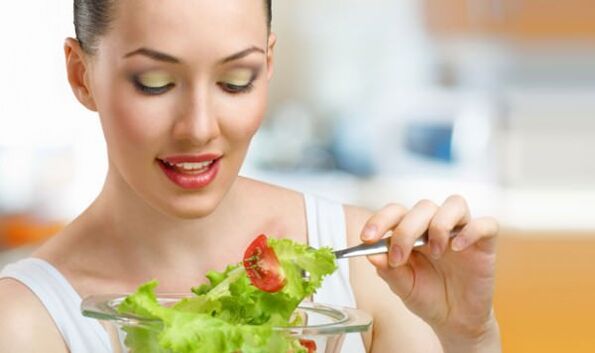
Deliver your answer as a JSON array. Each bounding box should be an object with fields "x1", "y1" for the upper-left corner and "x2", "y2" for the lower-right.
[
  {"x1": 0, "y1": 279, "x2": 69, "y2": 353},
  {"x1": 344, "y1": 195, "x2": 501, "y2": 353},
  {"x1": 345, "y1": 205, "x2": 444, "y2": 352}
]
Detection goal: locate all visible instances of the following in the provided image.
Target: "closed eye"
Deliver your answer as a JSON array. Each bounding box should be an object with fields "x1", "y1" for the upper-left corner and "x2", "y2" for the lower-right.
[
  {"x1": 218, "y1": 68, "x2": 258, "y2": 94},
  {"x1": 218, "y1": 80, "x2": 255, "y2": 94},
  {"x1": 131, "y1": 71, "x2": 176, "y2": 96},
  {"x1": 133, "y1": 80, "x2": 175, "y2": 95}
]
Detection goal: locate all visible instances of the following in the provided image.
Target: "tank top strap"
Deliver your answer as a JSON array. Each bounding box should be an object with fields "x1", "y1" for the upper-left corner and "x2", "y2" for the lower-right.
[
  {"x1": 0, "y1": 257, "x2": 111, "y2": 353},
  {"x1": 303, "y1": 193, "x2": 366, "y2": 353}
]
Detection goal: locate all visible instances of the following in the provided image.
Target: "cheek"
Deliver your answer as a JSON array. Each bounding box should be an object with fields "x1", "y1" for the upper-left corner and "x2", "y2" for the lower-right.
[
  {"x1": 218, "y1": 88, "x2": 268, "y2": 144},
  {"x1": 98, "y1": 80, "x2": 171, "y2": 153}
]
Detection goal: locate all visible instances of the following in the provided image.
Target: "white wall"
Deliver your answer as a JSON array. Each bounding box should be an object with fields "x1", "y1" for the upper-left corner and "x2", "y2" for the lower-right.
[
  {"x1": 0, "y1": 1, "x2": 435, "y2": 220},
  {"x1": 0, "y1": 2, "x2": 106, "y2": 219}
]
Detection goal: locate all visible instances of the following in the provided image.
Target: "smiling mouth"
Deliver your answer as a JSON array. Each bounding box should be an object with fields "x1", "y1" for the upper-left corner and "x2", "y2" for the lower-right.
[
  {"x1": 159, "y1": 159, "x2": 216, "y2": 174},
  {"x1": 156, "y1": 156, "x2": 222, "y2": 190}
]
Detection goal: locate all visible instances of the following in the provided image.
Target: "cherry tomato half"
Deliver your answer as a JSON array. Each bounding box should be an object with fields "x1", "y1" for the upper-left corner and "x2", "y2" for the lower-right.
[
  {"x1": 243, "y1": 234, "x2": 285, "y2": 292},
  {"x1": 299, "y1": 339, "x2": 317, "y2": 353}
]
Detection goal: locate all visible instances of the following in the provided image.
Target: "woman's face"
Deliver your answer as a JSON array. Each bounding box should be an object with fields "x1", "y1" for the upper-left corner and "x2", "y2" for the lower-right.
[{"x1": 84, "y1": 0, "x2": 274, "y2": 218}]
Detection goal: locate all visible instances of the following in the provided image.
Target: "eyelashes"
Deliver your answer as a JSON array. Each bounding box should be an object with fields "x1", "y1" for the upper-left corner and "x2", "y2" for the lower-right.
[
  {"x1": 217, "y1": 68, "x2": 257, "y2": 94},
  {"x1": 130, "y1": 70, "x2": 259, "y2": 96},
  {"x1": 131, "y1": 70, "x2": 176, "y2": 95},
  {"x1": 132, "y1": 79, "x2": 175, "y2": 95},
  {"x1": 217, "y1": 79, "x2": 255, "y2": 94}
]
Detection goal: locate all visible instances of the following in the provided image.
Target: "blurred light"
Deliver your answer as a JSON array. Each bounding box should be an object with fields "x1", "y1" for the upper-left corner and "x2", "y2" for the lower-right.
[
  {"x1": 0, "y1": 148, "x2": 36, "y2": 212},
  {"x1": 452, "y1": 101, "x2": 493, "y2": 163}
]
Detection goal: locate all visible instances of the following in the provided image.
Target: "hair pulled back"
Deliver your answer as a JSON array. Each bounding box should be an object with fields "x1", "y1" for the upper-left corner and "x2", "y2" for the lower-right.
[{"x1": 74, "y1": 0, "x2": 272, "y2": 54}]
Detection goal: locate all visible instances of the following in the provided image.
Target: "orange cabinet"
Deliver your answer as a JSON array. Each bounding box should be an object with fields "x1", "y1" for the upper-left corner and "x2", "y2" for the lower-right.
[
  {"x1": 423, "y1": 0, "x2": 595, "y2": 39},
  {"x1": 0, "y1": 214, "x2": 63, "y2": 249},
  {"x1": 494, "y1": 231, "x2": 595, "y2": 353}
]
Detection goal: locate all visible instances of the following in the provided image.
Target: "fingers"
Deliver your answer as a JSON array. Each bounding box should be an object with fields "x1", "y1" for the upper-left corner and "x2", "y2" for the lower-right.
[
  {"x1": 451, "y1": 216, "x2": 499, "y2": 253},
  {"x1": 388, "y1": 200, "x2": 438, "y2": 268},
  {"x1": 363, "y1": 196, "x2": 498, "y2": 271},
  {"x1": 360, "y1": 203, "x2": 408, "y2": 243},
  {"x1": 427, "y1": 195, "x2": 471, "y2": 259}
]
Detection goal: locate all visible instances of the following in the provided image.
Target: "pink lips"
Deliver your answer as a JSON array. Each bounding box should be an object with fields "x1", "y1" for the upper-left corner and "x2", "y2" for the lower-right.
[{"x1": 157, "y1": 154, "x2": 222, "y2": 189}]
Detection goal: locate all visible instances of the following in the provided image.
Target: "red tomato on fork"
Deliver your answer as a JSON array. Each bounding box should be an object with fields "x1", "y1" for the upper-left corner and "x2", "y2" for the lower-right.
[{"x1": 243, "y1": 234, "x2": 285, "y2": 292}]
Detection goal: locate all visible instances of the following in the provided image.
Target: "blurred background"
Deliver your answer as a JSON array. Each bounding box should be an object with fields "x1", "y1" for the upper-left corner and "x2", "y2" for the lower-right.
[{"x1": 1, "y1": 1, "x2": 594, "y2": 352}]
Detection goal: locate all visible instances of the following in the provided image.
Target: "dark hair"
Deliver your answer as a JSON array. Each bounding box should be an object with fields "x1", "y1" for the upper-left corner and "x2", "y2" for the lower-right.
[{"x1": 74, "y1": 0, "x2": 272, "y2": 55}]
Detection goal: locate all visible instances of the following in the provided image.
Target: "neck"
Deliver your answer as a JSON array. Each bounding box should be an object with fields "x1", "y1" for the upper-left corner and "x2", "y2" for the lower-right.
[{"x1": 86, "y1": 167, "x2": 249, "y2": 284}]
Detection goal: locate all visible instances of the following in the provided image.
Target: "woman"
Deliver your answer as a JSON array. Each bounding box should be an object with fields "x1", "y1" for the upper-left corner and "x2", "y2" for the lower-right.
[{"x1": 0, "y1": 0, "x2": 501, "y2": 352}]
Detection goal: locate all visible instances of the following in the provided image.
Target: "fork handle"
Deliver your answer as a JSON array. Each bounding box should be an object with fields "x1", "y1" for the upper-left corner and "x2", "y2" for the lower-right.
[{"x1": 333, "y1": 227, "x2": 461, "y2": 259}]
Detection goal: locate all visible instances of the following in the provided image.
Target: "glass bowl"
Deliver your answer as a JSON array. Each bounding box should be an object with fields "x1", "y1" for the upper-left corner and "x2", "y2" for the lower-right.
[{"x1": 81, "y1": 294, "x2": 372, "y2": 353}]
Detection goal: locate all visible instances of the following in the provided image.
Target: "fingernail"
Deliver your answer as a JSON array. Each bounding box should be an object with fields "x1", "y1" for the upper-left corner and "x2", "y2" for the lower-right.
[
  {"x1": 362, "y1": 225, "x2": 377, "y2": 241},
  {"x1": 430, "y1": 240, "x2": 441, "y2": 259},
  {"x1": 389, "y1": 244, "x2": 403, "y2": 267},
  {"x1": 451, "y1": 237, "x2": 467, "y2": 251}
]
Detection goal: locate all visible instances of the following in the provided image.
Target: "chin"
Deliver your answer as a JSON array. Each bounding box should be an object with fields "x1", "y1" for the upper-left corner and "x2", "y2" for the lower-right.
[
  {"x1": 163, "y1": 194, "x2": 223, "y2": 220},
  {"x1": 140, "y1": 168, "x2": 236, "y2": 220},
  {"x1": 170, "y1": 206, "x2": 216, "y2": 220}
]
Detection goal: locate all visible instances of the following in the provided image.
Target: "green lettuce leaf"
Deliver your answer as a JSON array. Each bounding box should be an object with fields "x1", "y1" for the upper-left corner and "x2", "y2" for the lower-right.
[
  {"x1": 267, "y1": 237, "x2": 337, "y2": 301},
  {"x1": 116, "y1": 236, "x2": 336, "y2": 353}
]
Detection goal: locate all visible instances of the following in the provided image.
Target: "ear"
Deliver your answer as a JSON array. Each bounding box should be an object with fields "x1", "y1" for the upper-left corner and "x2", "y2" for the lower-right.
[
  {"x1": 64, "y1": 37, "x2": 98, "y2": 112},
  {"x1": 265, "y1": 33, "x2": 277, "y2": 82}
]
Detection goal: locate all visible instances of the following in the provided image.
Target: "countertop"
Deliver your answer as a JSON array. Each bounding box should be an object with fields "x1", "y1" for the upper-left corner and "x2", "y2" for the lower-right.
[{"x1": 241, "y1": 168, "x2": 595, "y2": 232}]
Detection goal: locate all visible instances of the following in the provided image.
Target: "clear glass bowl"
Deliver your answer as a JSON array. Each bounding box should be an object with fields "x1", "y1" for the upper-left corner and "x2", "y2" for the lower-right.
[{"x1": 81, "y1": 294, "x2": 372, "y2": 353}]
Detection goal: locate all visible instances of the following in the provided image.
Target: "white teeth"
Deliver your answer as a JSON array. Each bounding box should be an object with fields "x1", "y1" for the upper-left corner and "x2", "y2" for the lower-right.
[{"x1": 174, "y1": 161, "x2": 213, "y2": 171}]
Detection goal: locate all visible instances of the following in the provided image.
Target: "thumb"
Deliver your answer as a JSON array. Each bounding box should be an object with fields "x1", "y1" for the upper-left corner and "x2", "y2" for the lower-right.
[{"x1": 367, "y1": 253, "x2": 415, "y2": 301}]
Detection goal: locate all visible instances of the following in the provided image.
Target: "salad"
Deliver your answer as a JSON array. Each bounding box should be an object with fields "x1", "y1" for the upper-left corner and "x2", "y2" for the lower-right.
[{"x1": 117, "y1": 234, "x2": 338, "y2": 353}]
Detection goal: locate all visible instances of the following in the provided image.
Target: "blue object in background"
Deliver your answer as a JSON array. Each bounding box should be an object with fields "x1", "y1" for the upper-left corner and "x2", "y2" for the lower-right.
[
  {"x1": 404, "y1": 121, "x2": 454, "y2": 163},
  {"x1": 330, "y1": 117, "x2": 376, "y2": 177}
]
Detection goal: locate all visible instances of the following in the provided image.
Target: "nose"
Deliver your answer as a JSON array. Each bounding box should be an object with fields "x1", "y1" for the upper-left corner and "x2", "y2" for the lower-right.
[{"x1": 171, "y1": 88, "x2": 221, "y2": 146}]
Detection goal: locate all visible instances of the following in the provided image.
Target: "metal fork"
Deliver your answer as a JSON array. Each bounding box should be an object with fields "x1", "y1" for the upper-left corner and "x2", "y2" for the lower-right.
[{"x1": 333, "y1": 228, "x2": 461, "y2": 259}]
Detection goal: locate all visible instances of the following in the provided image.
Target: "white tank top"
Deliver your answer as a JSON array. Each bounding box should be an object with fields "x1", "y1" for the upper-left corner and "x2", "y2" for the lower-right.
[{"x1": 0, "y1": 193, "x2": 366, "y2": 353}]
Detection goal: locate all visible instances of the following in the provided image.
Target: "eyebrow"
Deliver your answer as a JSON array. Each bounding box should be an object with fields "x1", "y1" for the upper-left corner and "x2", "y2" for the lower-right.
[{"x1": 123, "y1": 46, "x2": 266, "y2": 64}]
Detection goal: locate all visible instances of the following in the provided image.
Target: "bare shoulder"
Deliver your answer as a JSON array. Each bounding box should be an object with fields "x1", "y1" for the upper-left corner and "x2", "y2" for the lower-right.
[
  {"x1": 239, "y1": 177, "x2": 307, "y2": 240},
  {"x1": 342, "y1": 204, "x2": 442, "y2": 352},
  {"x1": 240, "y1": 176, "x2": 304, "y2": 204},
  {"x1": 0, "y1": 278, "x2": 68, "y2": 353}
]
